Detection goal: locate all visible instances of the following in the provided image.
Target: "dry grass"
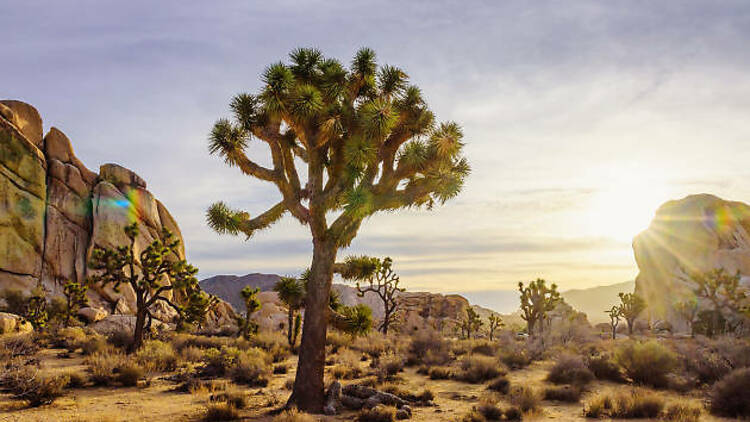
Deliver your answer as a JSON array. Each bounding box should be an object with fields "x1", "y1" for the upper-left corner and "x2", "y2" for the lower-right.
[
  {"x1": 509, "y1": 385, "x2": 541, "y2": 412},
  {"x1": 135, "y1": 340, "x2": 178, "y2": 372},
  {"x1": 356, "y1": 405, "x2": 396, "y2": 422},
  {"x1": 85, "y1": 350, "x2": 127, "y2": 386},
  {"x1": 662, "y1": 403, "x2": 702, "y2": 422},
  {"x1": 228, "y1": 348, "x2": 272, "y2": 386},
  {"x1": 543, "y1": 385, "x2": 581, "y2": 402},
  {"x1": 456, "y1": 354, "x2": 504, "y2": 383},
  {"x1": 273, "y1": 408, "x2": 318, "y2": 422},
  {"x1": 583, "y1": 388, "x2": 665, "y2": 419},
  {"x1": 546, "y1": 353, "x2": 594, "y2": 386},
  {"x1": 203, "y1": 402, "x2": 239, "y2": 421}
]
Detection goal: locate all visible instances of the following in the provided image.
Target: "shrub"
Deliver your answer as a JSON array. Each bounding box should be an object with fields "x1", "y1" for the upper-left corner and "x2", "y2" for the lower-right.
[
  {"x1": 585, "y1": 353, "x2": 624, "y2": 382},
  {"x1": 203, "y1": 403, "x2": 239, "y2": 421},
  {"x1": 330, "y1": 348, "x2": 363, "y2": 380},
  {"x1": 326, "y1": 330, "x2": 350, "y2": 352},
  {"x1": 85, "y1": 350, "x2": 127, "y2": 386},
  {"x1": 356, "y1": 405, "x2": 396, "y2": 422},
  {"x1": 181, "y1": 345, "x2": 204, "y2": 363},
  {"x1": 547, "y1": 354, "x2": 594, "y2": 386},
  {"x1": 136, "y1": 340, "x2": 178, "y2": 372},
  {"x1": 477, "y1": 395, "x2": 504, "y2": 420},
  {"x1": 63, "y1": 370, "x2": 88, "y2": 388},
  {"x1": 171, "y1": 333, "x2": 230, "y2": 351},
  {"x1": 211, "y1": 390, "x2": 248, "y2": 409},
  {"x1": 57, "y1": 327, "x2": 88, "y2": 350},
  {"x1": 709, "y1": 367, "x2": 750, "y2": 418},
  {"x1": 408, "y1": 329, "x2": 451, "y2": 366},
  {"x1": 107, "y1": 330, "x2": 133, "y2": 350},
  {"x1": 0, "y1": 333, "x2": 39, "y2": 357},
  {"x1": 228, "y1": 348, "x2": 271, "y2": 386},
  {"x1": 510, "y1": 385, "x2": 541, "y2": 412},
  {"x1": 614, "y1": 340, "x2": 676, "y2": 388},
  {"x1": 499, "y1": 348, "x2": 531, "y2": 370},
  {"x1": 274, "y1": 364, "x2": 288, "y2": 374},
  {"x1": 353, "y1": 332, "x2": 389, "y2": 358},
  {"x1": 375, "y1": 351, "x2": 404, "y2": 381},
  {"x1": 428, "y1": 366, "x2": 452, "y2": 380},
  {"x1": 459, "y1": 410, "x2": 485, "y2": 422},
  {"x1": 662, "y1": 403, "x2": 701, "y2": 422},
  {"x1": 503, "y1": 406, "x2": 522, "y2": 420},
  {"x1": 457, "y1": 355, "x2": 504, "y2": 383},
  {"x1": 5, "y1": 367, "x2": 69, "y2": 407},
  {"x1": 487, "y1": 376, "x2": 510, "y2": 394},
  {"x1": 117, "y1": 364, "x2": 143, "y2": 387},
  {"x1": 471, "y1": 340, "x2": 499, "y2": 357},
  {"x1": 80, "y1": 335, "x2": 109, "y2": 356},
  {"x1": 583, "y1": 389, "x2": 664, "y2": 419},
  {"x1": 273, "y1": 408, "x2": 317, "y2": 422},
  {"x1": 544, "y1": 385, "x2": 581, "y2": 402}
]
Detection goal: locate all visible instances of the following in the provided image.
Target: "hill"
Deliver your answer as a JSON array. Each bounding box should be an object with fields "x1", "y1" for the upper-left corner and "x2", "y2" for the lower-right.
[{"x1": 561, "y1": 281, "x2": 635, "y2": 323}]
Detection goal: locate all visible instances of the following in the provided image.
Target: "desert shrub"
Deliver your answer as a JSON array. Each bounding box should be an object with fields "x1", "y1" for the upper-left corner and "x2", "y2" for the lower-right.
[
  {"x1": 487, "y1": 375, "x2": 510, "y2": 394},
  {"x1": 202, "y1": 346, "x2": 243, "y2": 377},
  {"x1": 544, "y1": 385, "x2": 581, "y2": 402},
  {"x1": 107, "y1": 330, "x2": 133, "y2": 350},
  {"x1": 177, "y1": 377, "x2": 225, "y2": 393},
  {"x1": 203, "y1": 402, "x2": 239, "y2": 421},
  {"x1": 228, "y1": 348, "x2": 271, "y2": 386},
  {"x1": 457, "y1": 355, "x2": 504, "y2": 383},
  {"x1": 381, "y1": 384, "x2": 434, "y2": 404},
  {"x1": 331, "y1": 348, "x2": 363, "y2": 380},
  {"x1": 85, "y1": 350, "x2": 127, "y2": 386},
  {"x1": 57, "y1": 327, "x2": 88, "y2": 350},
  {"x1": 171, "y1": 333, "x2": 230, "y2": 351},
  {"x1": 356, "y1": 405, "x2": 396, "y2": 422},
  {"x1": 0, "y1": 333, "x2": 39, "y2": 357},
  {"x1": 503, "y1": 406, "x2": 522, "y2": 420},
  {"x1": 274, "y1": 364, "x2": 288, "y2": 374},
  {"x1": 585, "y1": 353, "x2": 624, "y2": 382},
  {"x1": 408, "y1": 329, "x2": 451, "y2": 366},
  {"x1": 662, "y1": 403, "x2": 701, "y2": 422},
  {"x1": 614, "y1": 340, "x2": 676, "y2": 388},
  {"x1": 510, "y1": 385, "x2": 541, "y2": 412},
  {"x1": 477, "y1": 395, "x2": 504, "y2": 420},
  {"x1": 181, "y1": 345, "x2": 204, "y2": 363},
  {"x1": 547, "y1": 354, "x2": 594, "y2": 386},
  {"x1": 273, "y1": 408, "x2": 317, "y2": 422},
  {"x1": 327, "y1": 330, "x2": 351, "y2": 353},
  {"x1": 709, "y1": 367, "x2": 750, "y2": 418},
  {"x1": 117, "y1": 364, "x2": 144, "y2": 387},
  {"x1": 428, "y1": 366, "x2": 452, "y2": 380},
  {"x1": 211, "y1": 390, "x2": 248, "y2": 409},
  {"x1": 471, "y1": 340, "x2": 499, "y2": 357},
  {"x1": 80, "y1": 334, "x2": 109, "y2": 356},
  {"x1": 353, "y1": 332, "x2": 389, "y2": 358},
  {"x1": 3, "y1": 366, "x2": 69, "y2": 407},
  {"x1": 63, "y1": 370, "x2": 88, "y2": 388},
  {"x1": 375, "y1": 351, "x2": 404, "y2": 381},
  {"x1": 498, "y1": 348, "x2": 531, "y2": 370},
  {"x1": 583, "y1": 389, "x2": 664, "y2": 419},
  {"x1": 136, "y1": 340, "x2": 178, "y2": 372},
  {"x1": 459, "y1": 410, "x2": 485, "y2": 422},
  {"x1": 675, "y1": 336, "x2": 750, "y2": 385}
]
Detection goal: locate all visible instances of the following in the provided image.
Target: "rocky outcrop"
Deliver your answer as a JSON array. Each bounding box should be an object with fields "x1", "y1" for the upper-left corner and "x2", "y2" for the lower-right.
[
  {"x1": 0, "y1": 312, "x2": 33, "y2": 334},
  {"x1": 633, "y1": 194, "x2": 750, "y2": 328},
  {"x1": 0, "y1": 100, "x2": 234, "y2": 327}
]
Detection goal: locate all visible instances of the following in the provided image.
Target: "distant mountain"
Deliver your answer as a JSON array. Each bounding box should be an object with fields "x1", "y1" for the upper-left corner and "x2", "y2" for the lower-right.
[
  {"x1": 561, "y1": 281, "x2": 635, "y2": 323},
  {"x1": 200, "y1": 273, "x2": 282, "y2": 311}
]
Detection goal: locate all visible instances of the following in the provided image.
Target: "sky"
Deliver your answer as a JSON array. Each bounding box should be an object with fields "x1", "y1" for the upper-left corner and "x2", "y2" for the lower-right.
[{"x1": 3, "y1": 1, "x2": 750, "y2": 312}]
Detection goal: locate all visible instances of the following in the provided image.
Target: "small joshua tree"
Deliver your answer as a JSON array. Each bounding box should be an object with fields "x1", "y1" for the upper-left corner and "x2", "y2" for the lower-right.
[
  {"x1": 237, "y1": 286, "x2": 261, "y2": 339},
  {"x1": 684, "y1": 268, "x2": 747, "y2": 336},
  {"x1": 25, "y1": 286, "x2": 48, "y2": 330},
  {"x1": 618, "y1": 292, "x2": 646, "y2": 335},
  {"x1": 487, "y1": 314, "x2": 503, "y2": 341},
  {"x1": 674, "y1": 297, "x2": 699, "y2": 337},
  {"x1": 518, "y1": 278, "x2": 561, "y2": 337},
  {"x1": 87, "y1": 223, "x2": 201, "y2": 352},
  {"x1": 346, "y1": 256, "x2": 404, "y2": 335},
  {"x1": 179, "y1": 290, "x2": 218, "y2": 331},
  {"x1": 606, "y1": 305, "x2": 622, "y2": 339},
  {"x1": 460, "y1": 307, "x2": 483, "y2": 339},
  {"x1": 62, "y1": 280, "x2": 88, "y2": 327},
  {"x1": 274, "y1": 276, "x2": 306, "y2": 347}
]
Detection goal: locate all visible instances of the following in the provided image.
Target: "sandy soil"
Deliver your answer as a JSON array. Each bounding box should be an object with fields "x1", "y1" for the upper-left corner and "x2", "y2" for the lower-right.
[{"x1": 0, "y1": 348, "x2": 732, "y2": 421}]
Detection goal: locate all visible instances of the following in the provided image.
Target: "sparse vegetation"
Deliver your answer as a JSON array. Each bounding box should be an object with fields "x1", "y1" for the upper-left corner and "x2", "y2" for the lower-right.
[
  {"x1": 510, "y1": 385, "x2": 541, "y2": 412},
  {"x1": 456, "y1": 354, "x2": 504, "y2": 383},
  {"x1": 546, "y1": 353, "x2": 594, "y2": 386},
  {"x1": 356, "y1": 405, "x2": 396, "y2": 422},
  {"x1": 709, "y1": 367, "x2": 750, "y2": 418},
  {"x1": 583, "y1": 389, "x2": 664, "y2": 419},
  {"x1": 614, "y1": 340, "x2": 676, "y2": 388}
]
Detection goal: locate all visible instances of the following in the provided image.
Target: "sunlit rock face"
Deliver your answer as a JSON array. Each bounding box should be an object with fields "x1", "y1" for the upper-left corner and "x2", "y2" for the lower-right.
[
  {"x1": 0, "y1": 100, "x2": 234, "y2": 327},
  {"x1": 633, "y1": 194, "x2": 750, "y2": 328}
]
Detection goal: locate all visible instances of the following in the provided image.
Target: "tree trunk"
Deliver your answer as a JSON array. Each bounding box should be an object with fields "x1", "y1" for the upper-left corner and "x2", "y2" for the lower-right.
[
  {"x1": 288, "y1": 241, "x2": 336, "y2": 413},
  {"x1": 287, "y1": 308, "x2": 294, "y2": 347},
  {"x1": 382, "y1": 303, "x2": 389, "y2": 335},
  {"x1": 131, "y1": 309, "x2": 146, "y2": 353},
  {"x1": 627, "y1": 319, "x2": 634, "y2": 335}
]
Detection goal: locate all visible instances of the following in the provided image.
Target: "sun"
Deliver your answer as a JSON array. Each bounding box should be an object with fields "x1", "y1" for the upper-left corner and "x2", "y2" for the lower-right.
[{"x1": 584, "y1": 174, "x2": 671, "y2": 242}]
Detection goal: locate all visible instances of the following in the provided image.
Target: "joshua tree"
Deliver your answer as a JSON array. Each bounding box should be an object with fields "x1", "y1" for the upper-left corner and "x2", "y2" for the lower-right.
[
  {"x1": 460, "y1": 307, "x2": 483, "y2": 339},
  {"x1": 606, "y1": 305, "x2": 622, "y2": 340},
  {"x1": 674, "y1": 297, "x2": 699, "y2": 337},
  {"x1": 518, "y1": 278, "x2": 561, "y2": 336},
  {"x1": 206, "y1": 47, "x2": 469, "y2": 411},
  {"x1": 237, "y1": 286, "x2": 262, "y2": 339},
  {"x1": 346, "y1": 256, "x2": 404, "y2": 335},
  {"x1": 684, "y1": 268, "x2": 747, "y2": 336},
  {"x1": 617, "y1": 292, "x2": 646, "y2": 335},
  {"x1": 274, "y1": 276, "x2": 306, "y2": 347},
  {"x1": 487, "y1": 314, "x2": 503, "y2": 341},
  {"x1": 88, "y1": 223, "x2": 201, "y2": 352},
  {"x1": 25, "y1": 286, "x2": 48, "y2": 330},
  {"x1": 62, "y1": 280, "x2": 88, "y2": 327},
  {"x1": 180, "y1": 290, "x2": 218, "y2": 330}
]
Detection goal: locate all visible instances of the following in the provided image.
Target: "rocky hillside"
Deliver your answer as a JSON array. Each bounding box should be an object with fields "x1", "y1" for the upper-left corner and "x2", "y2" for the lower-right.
[
  {"x1": 0, "y1": 100, "x2": 233, "y2": 327},
  {"x1": 633, "y1": 194, "x2": 750, "y2": 329},
  {"x1": 200, "y1": 273, "x2": 498, "y2": 334}
]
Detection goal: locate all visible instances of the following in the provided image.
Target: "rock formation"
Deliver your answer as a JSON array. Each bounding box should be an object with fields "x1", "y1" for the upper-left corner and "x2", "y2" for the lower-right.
[
  {"x1": 0, "y1": 100, "x2": 233, "y2": 327},
  {"x1": 633, "y1": 194, "x2": 750, "y2": 328}
]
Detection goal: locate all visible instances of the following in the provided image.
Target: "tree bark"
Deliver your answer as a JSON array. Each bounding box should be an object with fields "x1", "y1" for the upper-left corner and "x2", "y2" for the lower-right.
[
  {"x1": 131, "y1": 308, "x2": 146, "y2": 353},
  {"x1": 287, "y1": 308, "x2": 294, "y2": 347},
  {"x1": 288, "y1": 240, "x2": 337, "y2": 412}
]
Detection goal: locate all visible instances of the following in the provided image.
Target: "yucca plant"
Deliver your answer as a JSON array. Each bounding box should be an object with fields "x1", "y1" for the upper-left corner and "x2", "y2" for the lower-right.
[{"x1": 207, "y1": 47, "x2": 469, "y2": 411}]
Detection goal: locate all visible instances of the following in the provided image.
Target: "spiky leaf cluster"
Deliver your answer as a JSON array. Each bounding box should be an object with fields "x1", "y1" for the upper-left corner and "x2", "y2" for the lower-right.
[
  {"x1": 206, "y1": 48, "x2": 470, "y2": 246},
  {"x1": 518, "y1": 278, "x2": 561, "y2": 336}
]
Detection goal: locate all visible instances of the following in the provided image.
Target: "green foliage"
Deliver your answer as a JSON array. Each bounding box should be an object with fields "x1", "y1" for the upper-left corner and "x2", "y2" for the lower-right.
[
  {"x1": 342, "y1": 256, "x2": 404, "y2": 334},
  {"x1": 460, "y1": 307, "x2": 483, "y2": 339},
  {"x1": 617, "y1": 292, "x2": 646, "y2": 335},
  {"x1": 87, "y1": 223, "x2": 202, "y2": 351},
  {"x1": 684, "y1": 268, "x2": 747, "y2": 336},
  {"x1": 518, "y1": 278, "x2": 561, "y2": 336},
  {"x1": 614, "y1": 340, "x2": 677, "y2": 388},
  {"x1": 62, "y1": 280, "x2": 88, "y2": 327},
  {"x1": 337, "y1": 304, "x2": 373, "y2": 337},
  {"x1": 237, "y1": 286, "x2": 261, "y2": 339},
  {"x1": 25, "y1": 287, "x2": 48, "y2": 330},
  {"x1": 274, "y1": 276, "x2": 305, "y2": 346}
]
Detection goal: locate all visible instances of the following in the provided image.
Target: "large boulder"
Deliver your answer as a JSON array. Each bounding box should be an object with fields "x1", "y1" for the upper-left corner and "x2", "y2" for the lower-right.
[
  {"x1": 633, "y1": 194, "x2": 750, "y2": 329},
  {"x1": 0, "y1": 312, "x2": 33, "y2": 334},
  {"x1": 90, "y1": 314, "x2": 170, "y2": 336},
  {"x1": 0, "y1": 100, "x2": 43, "y2": 147}
]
